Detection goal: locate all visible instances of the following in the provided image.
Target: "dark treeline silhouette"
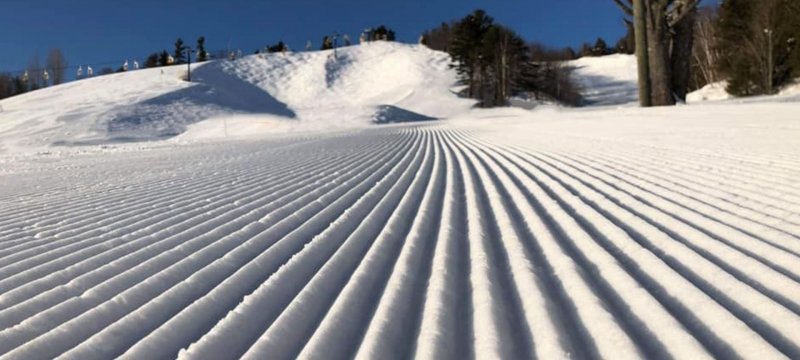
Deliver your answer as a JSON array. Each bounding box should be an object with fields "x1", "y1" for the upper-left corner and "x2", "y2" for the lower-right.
[{"x1": 422, "y1": 9, "x2": 583, "y2": 107}]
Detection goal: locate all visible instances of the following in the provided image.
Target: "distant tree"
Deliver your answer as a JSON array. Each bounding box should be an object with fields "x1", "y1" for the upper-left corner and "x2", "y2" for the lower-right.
[
  {"x1": 173, "y1": 38, "x2": 187, "y2": 64},
  {"x1": 321, "y1": 36, "x2": 334, "y2": 50},
  {"x1": 372, "y1": 25, "x2": 396, "y2": 41},
  {"x1": 159, "y1": 50, "x2": 170, "y2": 66},
  {"x1": 0, "y1": 73, "x2": 12, "y2": 100},
  {"x1": 46, "y1": 49, "x2": 68, "y2": 85},
  {"x1": 615, "y1": 23, "x2": 636, "y2": 54},
  {"x1": 268, "y1": 41, "x2": 288, "y2": 53},
  {"x1": 101, "y1": 67, "x2": 114, "y2": 76},
  {"x1": 562, "y1": 47, "x2": 578, "y2": 60},
  {"x1": 145, "y1": 53, "x2": 160, "y2": 68},
  {"x1": 196, "y1": 37, "x2": 209, "y2": 62},
  {"x1": 529, "y1": 43, "x2": 579, "y2": 61},
  {"x1": 580, "y1": 42, "x2": 593, "y2": 57},
  {"x1": 27, "y1": 56, "x2": 44, "y2": 90},
  {"x1": 593, "y1": 38, "x2": 610, "y2": 56},
  {"x1": 421, "y1": 22, "x2": 455, "y2": 52},
  {"x1": 13, "y1": 75, "x2": 28, "y2": 95}
]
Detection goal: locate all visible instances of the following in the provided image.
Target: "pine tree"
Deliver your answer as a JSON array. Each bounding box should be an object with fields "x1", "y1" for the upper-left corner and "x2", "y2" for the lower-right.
[
  {"x1": 145, "y1": 53, "x2": 160, "y2": 68},
  {"x1": 593, "y1": 38, "x2": 610, "y2": 56},
  {"x1": 714, "y1": 0, "x2": 800, "y2": 95},
  {"x1": 615, "y1": 24, "x2": 635, "y2": 54},
  {"x1": 321, "y1": 36, "x2": 334, "y2": 50},
  {"x1": 13, "y1": 75, "x2": 28, "y2": 95},
  {"x1": 174, "y1": 38, "x2": 187, "y2": 64},
  {"x1": 196, "y1": 37, "x2": 208, "y2": 62},
  {"x1": 159, "y1": 50, "x2": 170, "y2": 66},
  {"x1": 450, "y1": 10, "x2": 494, "y2": 101},
  {"x1": 268, "y1": 41, "x2": 287, "y2": 53},
  {"x1": 580, "y1": 43, "x2": 593, "y2": 57}
]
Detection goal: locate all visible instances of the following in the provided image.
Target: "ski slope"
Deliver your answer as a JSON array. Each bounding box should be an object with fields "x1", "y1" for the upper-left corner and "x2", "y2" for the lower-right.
[
  {"x1": 1, "y1": 45, "x2": 800, "y2": 359},
  {"x1": 0, "y1": 43, "x2": 471, "y2": 153},
  {"x1": 2, "y1": 102, "x2": 800, "y2": 359}
]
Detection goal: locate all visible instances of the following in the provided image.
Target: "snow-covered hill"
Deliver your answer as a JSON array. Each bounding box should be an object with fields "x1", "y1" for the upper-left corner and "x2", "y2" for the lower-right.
[
  {"x1": 0, "y1": 43, "x2": 472, "y2": 153},
  {"x1": 2, "y1": 42, "x2": 800, "y2": 359},
  {"x1": 568, "y1": 54, "x2": 639, "y2": 106}
]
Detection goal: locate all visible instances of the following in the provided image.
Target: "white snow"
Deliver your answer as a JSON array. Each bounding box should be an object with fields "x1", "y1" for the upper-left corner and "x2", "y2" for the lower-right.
[
  {"x1": 568, "y1": 54, "x2": 639, "y2": 106},
  {"x1": 1, "y1": 44, "x2": 799, "y2": 359},
  {"x1": 687, "y1": 81, "x2": 733, "y2": 103},
  {"x1": 0, "y1": 42, "x2": 472, "y2": 153}
]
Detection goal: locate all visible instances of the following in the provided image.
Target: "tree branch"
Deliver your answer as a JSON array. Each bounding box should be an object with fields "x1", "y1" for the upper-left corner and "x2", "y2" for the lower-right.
[
  {"x1": 612, "y1": 0, "x2": 634, "y2": 17},
  {"x1": 668, "y1": 0, "x2": 700, "y2": 27}
]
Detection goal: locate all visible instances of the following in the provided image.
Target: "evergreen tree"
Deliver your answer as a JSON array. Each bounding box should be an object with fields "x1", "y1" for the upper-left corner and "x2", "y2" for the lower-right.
[
  {"x1": 159, "y1": 50, "x2": 170, "y2": 66},
  {"x1": 421, "y1": 22, "x2": 455, "y2": 52},
  {"x1": 268, "y1": 41, "x2": 288, "y2": 53},
  {"x1": 145, "y1": 53, "x2": 160, "y2": 68},
  {"x1": 715, "y1": 0, "x2": 757, "y2": 95},
  {"x1": 13, "y1": 75, "x2": 28, "y2": 96},
  {"x1": 321, "y1": 36, "x2": 334, "y2": 50},
  {"x1": 593, "y1": 38, "x2": 610, "y2": 56},
  {"x1": 715, "y1": 0, "x2": 799, "y2": 96},
  {"x1": 0, "y1": 74, "x2": 12, "y2": 100},
  {"x1": 615, "y1": 24, "x2": 635, "y2": 54},
  {"x1": 450, "y1": 10, "x2": 494, "y2": 100},
  {"x1": 580, "y1": 43, "x2": 593, "y2": 57},
  {"x1": 563, "y1": 47, "x2": 578, "y2": 60},
  {"x1": 174, "y1": 38, "x2": 187, "y2": 64},
  {"x1": 196, "y1": 37, "x2": 208, "y2": 62}
]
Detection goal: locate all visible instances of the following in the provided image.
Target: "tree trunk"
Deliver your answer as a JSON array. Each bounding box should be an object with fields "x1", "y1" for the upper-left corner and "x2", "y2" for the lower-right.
[
  {"x1": 647, "y1": 2, "x2": 676, "y2": 106},
  {"x1": 671, "y1": 8, "x2": 696, "y2": 102},
  {"x1": 633, "y1": 0, "x2": 652, "y2": 106}
]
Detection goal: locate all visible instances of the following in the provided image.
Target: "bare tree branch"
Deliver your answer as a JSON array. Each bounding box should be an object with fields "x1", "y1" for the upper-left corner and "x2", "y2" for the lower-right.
[
  {"x1": 613, "y1": 0, "x2": 633, "y2": 17},
  {"x1": 668, "y1": 0, "x2": 700, "y2": 27}
]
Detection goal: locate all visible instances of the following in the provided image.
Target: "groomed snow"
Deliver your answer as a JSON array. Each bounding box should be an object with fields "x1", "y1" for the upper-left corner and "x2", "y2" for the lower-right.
[{"x1": 1, "y1": 44, "x2": 799, "y2": 359}]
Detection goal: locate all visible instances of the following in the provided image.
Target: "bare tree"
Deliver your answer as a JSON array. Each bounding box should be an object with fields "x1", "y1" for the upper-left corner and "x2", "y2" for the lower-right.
[
  {"x1": 614, "y1": 0, "x2": 700, "y2": 106},
  {"x1": 46, "y1": 49, "x2": 68, "y2": 85},
  {"x1": 691, "y1": 7, "x2": 720, "y2": 89},
  {"x1": 27, "y1": 56, "x2": 44, "y2": 90}
]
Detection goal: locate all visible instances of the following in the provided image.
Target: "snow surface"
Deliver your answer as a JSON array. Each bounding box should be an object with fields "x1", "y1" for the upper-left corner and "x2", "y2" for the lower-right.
[
  {"x1": 1, "y1": 44, "x2": 800, "y2": 359},
  {"x1": 0, "y1": 42, "x2": 472, "y2": 153},
  {"x1": 568, "y1": 54, "x2": 639, "y2": 106}
]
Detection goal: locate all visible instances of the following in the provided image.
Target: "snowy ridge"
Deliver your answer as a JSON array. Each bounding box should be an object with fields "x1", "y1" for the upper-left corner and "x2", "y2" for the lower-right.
[
  {"x1": 0, "y1": 42, "x2": 472, "y2": 153},
  {"x1": 1, "y1": 110, "x2": 799, "y2": 358}
]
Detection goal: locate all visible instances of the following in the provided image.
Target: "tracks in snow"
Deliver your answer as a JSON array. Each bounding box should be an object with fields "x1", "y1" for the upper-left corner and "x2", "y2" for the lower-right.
[{"x1": 0, "y1": 125, "x2": 798, "y2": 359}]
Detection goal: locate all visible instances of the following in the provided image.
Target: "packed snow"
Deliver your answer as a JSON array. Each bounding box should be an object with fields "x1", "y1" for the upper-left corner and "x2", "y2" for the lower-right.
[{"x1": 1, "y1": 44, "x2": 799, "y2": 359}]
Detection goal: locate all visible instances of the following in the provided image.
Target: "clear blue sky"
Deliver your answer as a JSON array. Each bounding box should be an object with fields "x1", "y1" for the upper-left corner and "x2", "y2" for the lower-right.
[{"x1": 0, "y1": 0, "x2": 710, "y2": 75}]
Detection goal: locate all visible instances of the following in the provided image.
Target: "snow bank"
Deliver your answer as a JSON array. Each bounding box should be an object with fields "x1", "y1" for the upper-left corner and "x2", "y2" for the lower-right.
[{"x1": 687, "y1": 82, "x2": 732, "y2": 103}]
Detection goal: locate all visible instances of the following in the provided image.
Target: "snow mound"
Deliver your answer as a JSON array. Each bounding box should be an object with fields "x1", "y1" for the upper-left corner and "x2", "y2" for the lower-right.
[
  {"x1": 687, "y1": 82, "x2": 732, "y2": 103},
  {"x1": 0, "y1": 42, "x2": 473, "y2": 153},
  {"x1": 568, "y1": 54, "x2": 638, "y2": 106}
]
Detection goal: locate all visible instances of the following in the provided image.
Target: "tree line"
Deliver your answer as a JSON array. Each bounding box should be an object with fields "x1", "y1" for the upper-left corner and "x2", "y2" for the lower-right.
[
  {"x1": 0, "y1": 49, "x2": 67, "y2": 99},
  {"x1": 421, "y1": 10, "x2": 583, "y2": 107}
]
